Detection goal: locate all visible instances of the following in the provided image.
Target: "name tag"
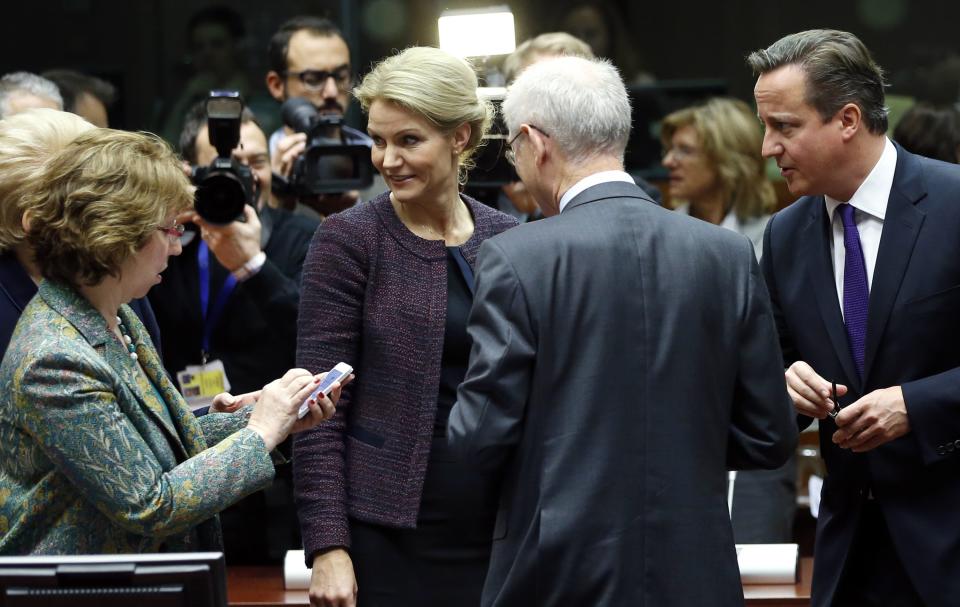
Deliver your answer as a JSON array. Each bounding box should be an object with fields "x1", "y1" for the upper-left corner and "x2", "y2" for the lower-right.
[{"x1": 176, "y1": 359, "x2": 232, "y2": 410}]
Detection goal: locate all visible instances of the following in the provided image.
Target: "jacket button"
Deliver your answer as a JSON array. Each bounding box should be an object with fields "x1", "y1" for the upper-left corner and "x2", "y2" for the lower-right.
[
  {"x1": 954, "y1": 439, "x2": 960, "y2": 449},
  {"x1": 937, "y1": 446, "x2": 946, "y2": 456},
  {"x1": 949, "y1": 443, "x2": 956, "y2": 453}
]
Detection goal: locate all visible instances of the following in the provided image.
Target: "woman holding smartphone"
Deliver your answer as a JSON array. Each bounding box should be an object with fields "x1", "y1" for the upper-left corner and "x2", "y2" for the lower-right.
[{"x1": 293, "y1": 46, "x2": 517, "y2": 606}]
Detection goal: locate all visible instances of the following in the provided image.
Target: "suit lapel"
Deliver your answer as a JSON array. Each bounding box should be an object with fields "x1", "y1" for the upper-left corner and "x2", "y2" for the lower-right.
[
  {"x1": 863, "y1": 150, "x2": 925, "y2": 384},
  {"x1": 123, "y1": 305, "x2": 207, "y2": 458},
  {"x1": 38, "y1": 281, "x2": 195, "y2": 463},
  {"x1": 804, "y1": 199, "x2": 862, "y2": 391}
]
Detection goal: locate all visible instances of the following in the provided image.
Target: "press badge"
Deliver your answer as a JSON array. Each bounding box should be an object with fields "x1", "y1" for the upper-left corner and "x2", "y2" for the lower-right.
[{"x1": 177, "y1": 359, "x2": 232, "y2": 410}]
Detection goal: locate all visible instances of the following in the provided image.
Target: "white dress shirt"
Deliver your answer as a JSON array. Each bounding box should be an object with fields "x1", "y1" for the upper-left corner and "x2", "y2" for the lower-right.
[
  {"x1": 824, "y1": 138, "x2": 897, "y2": 319},
  {"x1": 558, "y1": 170, "x2": 635, "y2": 214}
]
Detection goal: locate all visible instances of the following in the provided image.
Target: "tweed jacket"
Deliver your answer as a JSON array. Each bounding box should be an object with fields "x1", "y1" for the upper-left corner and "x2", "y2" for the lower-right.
[
  {"x1": 0, "y1": 280, "x2": 275, "y2": 555},
  {"x1": 293, "y1": 192, "x2": 518, "y2": 561}
]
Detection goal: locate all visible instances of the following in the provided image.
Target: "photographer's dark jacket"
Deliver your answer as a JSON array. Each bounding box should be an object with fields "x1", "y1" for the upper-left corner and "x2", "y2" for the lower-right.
[
  {"x1": 293, "y1": 192, "x2": 518, "y2": 562},
  {"x1": 148, "y1": 206, "x2": 318, "y2": 394}
]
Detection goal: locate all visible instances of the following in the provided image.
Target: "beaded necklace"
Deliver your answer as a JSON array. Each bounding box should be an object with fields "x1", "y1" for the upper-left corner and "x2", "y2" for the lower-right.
[{"x1": 116, "y1": 315, "x2": 138, "y2": 361}]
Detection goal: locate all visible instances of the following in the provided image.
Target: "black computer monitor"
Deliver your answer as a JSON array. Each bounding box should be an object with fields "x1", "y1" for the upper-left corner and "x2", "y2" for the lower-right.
[
  {"x1": 0, "y1": 552, "x2": 227, "y2": 607},
  {"x1": 625, "y1": 79, "x2": 728, "y2": 180}
]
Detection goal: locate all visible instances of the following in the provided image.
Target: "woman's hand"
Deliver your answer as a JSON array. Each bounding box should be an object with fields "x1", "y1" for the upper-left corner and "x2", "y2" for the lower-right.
[
  {"x1": 210, "y1": 389, "x2": 261, "y2": 413},
  {"x1": 309, "y1": 548, "x2": 358, "y2": 607},
  {"x1": 246, "y1": 368, "x2": 337, "y2": 451}
]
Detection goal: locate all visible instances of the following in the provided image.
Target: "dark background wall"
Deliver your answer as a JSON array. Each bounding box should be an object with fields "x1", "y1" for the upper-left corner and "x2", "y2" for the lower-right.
[{"x1": 3, "y1": 0, "x2": 957, "y2": 135}]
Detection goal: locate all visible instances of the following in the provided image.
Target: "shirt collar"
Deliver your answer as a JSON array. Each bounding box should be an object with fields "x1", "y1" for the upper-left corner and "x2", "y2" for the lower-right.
[
  {"x1": 559, "y1": 170, "x2": 635, "y2": 213},
  {"x1": 825, "y1": 137, "x2": 896, "y2": 222}
]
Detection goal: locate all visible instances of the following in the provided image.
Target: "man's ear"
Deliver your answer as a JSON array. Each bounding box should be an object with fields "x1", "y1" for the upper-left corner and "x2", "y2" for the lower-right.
[
  {"x1": 529, "y1": 126, "x2": 550, "y2": 167},
  {"x1": 20, "y1": 209, "x2": 32, "y2": 234},
  {"x1": 838, "y1": 103, "x2": 863, "y2": 142},
  {"x1": 265, "y1": 71, "x2": 285, "y2": 103}
]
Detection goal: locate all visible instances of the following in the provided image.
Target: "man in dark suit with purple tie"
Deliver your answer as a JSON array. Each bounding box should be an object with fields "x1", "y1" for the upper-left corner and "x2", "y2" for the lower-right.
[{"x1": 752, "y1": 29, "x2": 960, "y2": 607}]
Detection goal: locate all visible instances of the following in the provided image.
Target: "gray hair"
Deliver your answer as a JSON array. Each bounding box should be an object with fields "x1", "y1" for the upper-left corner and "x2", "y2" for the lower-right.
[
  {"x1": 746, "y1": 29, "x2": 888, "y2": 135},
  {"x1": 503, "y1": 32, "x2": 595, "y2": 84},
  {"x1": 0, "y1": 72, "x2": 63, "y2": 119},
  {"x1": 502, "y1": 56, "x2": 631, "y2": 164}
]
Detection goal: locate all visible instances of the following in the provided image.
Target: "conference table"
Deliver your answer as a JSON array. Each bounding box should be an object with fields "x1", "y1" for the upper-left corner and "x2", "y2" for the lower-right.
[{"x1": 227, "y1": 556, "x2": 813, "y2": 606}]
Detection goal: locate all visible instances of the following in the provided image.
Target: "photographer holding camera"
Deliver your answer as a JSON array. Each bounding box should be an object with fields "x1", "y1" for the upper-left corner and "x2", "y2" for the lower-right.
[
  {"x1": 147, "y1": 96, "x2": 319, "y2": 564},
  {"x1": 264, "y1": 16, "x2": 372, "y2": 218}
]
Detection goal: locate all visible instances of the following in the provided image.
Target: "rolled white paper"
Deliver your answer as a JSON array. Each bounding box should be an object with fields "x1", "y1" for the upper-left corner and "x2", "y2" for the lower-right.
[
  {"x1": 736, "y1": 543, "x2": 799, "y2": 584},
  {"x1": 284, "y1": 549, "x2": 311, "y2": 589}
]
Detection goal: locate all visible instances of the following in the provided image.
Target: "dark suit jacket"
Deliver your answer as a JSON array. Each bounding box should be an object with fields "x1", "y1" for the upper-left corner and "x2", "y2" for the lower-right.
[
  {"x1": 0, "y1": 250, "x2": 162, "y2": 357},
  {"x1": 449, "y1": 181, "x2": 796, "y2": 607},
  {"x1": 761, "y1": 145, "x2": 960, "y2": 607},
  {"x1": 148, "y1": 206, "x2": 317, "y2": 394}
]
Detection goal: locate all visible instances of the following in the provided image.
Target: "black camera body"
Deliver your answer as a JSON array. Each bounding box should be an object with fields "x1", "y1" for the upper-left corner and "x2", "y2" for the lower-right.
[
  {"x1": 278, "y1": 97, "x2": 373, "y2": 196},
  {"x1": 192, "y1": 91, "x2": 255, "y2": 225}
]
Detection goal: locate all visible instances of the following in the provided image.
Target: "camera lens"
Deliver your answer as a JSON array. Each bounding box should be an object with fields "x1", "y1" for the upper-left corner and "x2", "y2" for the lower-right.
[{"x1": 194, "y1": 171, "x2": 247, "y2": 225}]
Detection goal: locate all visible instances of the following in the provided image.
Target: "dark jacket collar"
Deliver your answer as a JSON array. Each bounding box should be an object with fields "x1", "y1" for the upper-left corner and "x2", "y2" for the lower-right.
[
  {"x1": 564, "y1": 180, "x2": 655, "y2": 213},
  {"x1": 0, "y1": 250, "x2": 38, "y2": 314}
]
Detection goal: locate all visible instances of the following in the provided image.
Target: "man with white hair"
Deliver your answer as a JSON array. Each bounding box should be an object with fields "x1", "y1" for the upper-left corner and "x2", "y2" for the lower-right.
[
  {"x1": 0, "y1": 72, "x2": 62, "y2": 119},
  {"x1": 448, "y1": 56, "x2": 797, "y2": 606}
]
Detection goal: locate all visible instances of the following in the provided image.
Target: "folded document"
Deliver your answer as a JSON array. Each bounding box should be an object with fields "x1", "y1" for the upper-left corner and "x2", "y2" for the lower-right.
[
  {"x1": 284, "y1": 550, "x2": 310, "y2": 589},
  {"x1": 736, "y1": 543, "x2": 799, "y2": 584}
]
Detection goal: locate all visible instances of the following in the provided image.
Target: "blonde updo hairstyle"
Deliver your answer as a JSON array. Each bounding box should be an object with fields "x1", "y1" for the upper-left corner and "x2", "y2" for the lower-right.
[
  {"x1": 353, "y1": 46, "x2": 492, "y2": 184},
  {"x1": 0, "y1": 108, "x2": 95, "y2": 252},
  {"x1": 25, "y1": 129, "x2": 192, "y2": 288}
]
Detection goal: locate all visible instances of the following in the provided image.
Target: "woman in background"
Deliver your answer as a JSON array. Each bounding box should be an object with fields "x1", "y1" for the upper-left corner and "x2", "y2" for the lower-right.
[
  {"x1": 293, "y1": 47, "x2": 517, "y2": 606},
  {"x1": 661, "y1": 97, "x2": 776, "y2": 259},
  {"x1": 0, "y1": 128, "x2": 341, "y2": 555}
]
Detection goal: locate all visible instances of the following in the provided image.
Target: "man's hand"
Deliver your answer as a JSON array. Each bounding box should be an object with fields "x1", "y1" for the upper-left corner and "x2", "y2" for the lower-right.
[
  {"x1": 501, "y1": 180, "x2": 539, "y2": 215},
  {"x1": 833, "y1": 386, "x2": 910, "y2": 452},
  {"x1": 300, "y1": 191, "x2": 360, "y2": 217},
  {"x1": 785, "y1": 360, "x2": 846, "y2": 419},
  {"x1": 272, "y1": 131, "x2": 307, "y2": 179},
  {"x1": 309, "y1": 548, "x2": 357, "y2": 607},
  {"x1": 190, "y1": 205, "x2": 262, "y2": 272}
]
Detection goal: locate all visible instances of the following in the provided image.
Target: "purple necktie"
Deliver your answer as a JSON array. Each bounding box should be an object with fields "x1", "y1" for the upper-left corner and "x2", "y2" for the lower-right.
[{"x1": 838, "y1": 203, "x2": 869, "y2": 378}]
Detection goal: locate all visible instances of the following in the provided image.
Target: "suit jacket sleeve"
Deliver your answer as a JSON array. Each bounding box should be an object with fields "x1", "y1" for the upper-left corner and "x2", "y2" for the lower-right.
[
  {"x1": 448, "y1": 238, "x2": 536, "y2": 471},
  {"x1": 197, "y1": 405, "x2": 253, "y2": 447},
  {"x1": 761, "y1": 214, "x2": 815, "y2": 432},
  {"x1": 12, "y1": 350, "x2": 275, "y2": 539},
  {"x1": 902, "y1": 368, "x2": 960, "y2": 465},
  {"x1": 728, "y1": 245, "x2": 798, "y2": 469},
  {"x1": 293, "y1": 215, "x2": 367, "y2": 558}
]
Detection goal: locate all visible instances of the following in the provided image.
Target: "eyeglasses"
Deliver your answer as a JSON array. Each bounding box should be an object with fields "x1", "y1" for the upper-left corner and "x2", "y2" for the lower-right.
[
  {"x1": 661, "y1": 143, "x2": 700, "y2": 162},
  {"x1": 505, "y1": 124, "x2": 550, "y2": 166},
  {"x1": 284, "y1": 65, "x2": 353, "y2": 92},
  {"x1": 157, "y1": 221, "x2": 186, "y2": 242}
]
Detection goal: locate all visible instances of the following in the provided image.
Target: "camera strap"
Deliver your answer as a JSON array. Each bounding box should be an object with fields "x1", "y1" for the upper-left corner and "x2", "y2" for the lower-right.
[{"x1": 198, "y1": 240, "x2": 238, "y2": 364}]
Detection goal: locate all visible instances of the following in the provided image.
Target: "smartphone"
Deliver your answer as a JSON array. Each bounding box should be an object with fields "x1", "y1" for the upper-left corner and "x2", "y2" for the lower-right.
[{"x1": 297, "y1": 362, "x2": 353, "y2": 419}]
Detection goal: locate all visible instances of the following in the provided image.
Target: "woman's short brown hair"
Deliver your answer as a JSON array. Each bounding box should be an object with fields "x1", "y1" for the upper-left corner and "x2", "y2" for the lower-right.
[
  {"x1": 26, "y1": 128, "x2": 192, "y2": 288},
  {"x1": 661, "y1": 98, "x2": 775, "y2": 220},
  {"x1": 0, "y1": 108, "x2": 95, "y2": 252}
]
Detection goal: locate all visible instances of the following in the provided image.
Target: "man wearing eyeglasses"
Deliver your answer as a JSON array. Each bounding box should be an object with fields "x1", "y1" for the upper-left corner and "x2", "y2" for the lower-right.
[{"x1": 265, "y1": 16, "x2": 371, "y2": 218}]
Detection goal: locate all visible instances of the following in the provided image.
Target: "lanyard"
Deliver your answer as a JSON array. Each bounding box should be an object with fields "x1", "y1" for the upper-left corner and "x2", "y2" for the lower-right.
[{"x1": 198, "y1": 241, "x2": 237, "y2": 364}]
